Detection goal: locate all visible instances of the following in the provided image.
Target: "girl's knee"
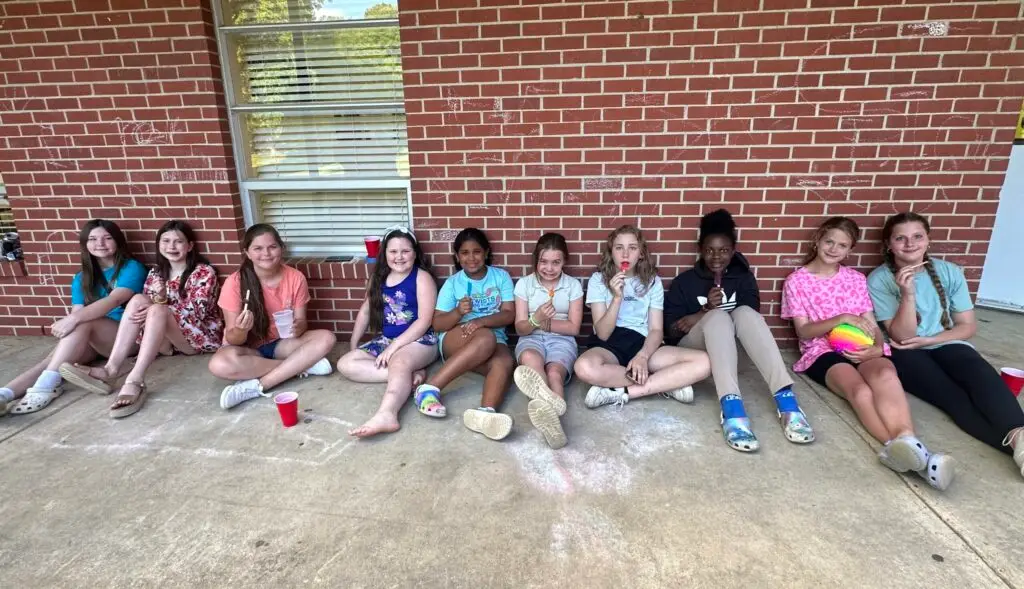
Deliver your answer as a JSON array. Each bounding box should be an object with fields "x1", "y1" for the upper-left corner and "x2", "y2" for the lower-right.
[
  {"x1": 336, "y1": 351, "x2": 358, "y2": 376},
  {"x1": 146, "y1": 302, "x2": 169, "y2": 320},
  {"x1": 848, "y1": 384, "x2": 874, "y2": 404},
  {"x1": 545, "y1": 364, "x2": 567, "y2": 384},
  {"x1": 470, "y1": 329, "x2": 497, "y2": 352},
  {"x1": 310, "y1": 329, "x2": 337, "y2": 352},
  {"x1": 573, "y1": 357, "x2": 595, "y2": 381},
  {"x1": 208, "y1": 349, "x2": 237, "y2": 378},
  {"x1": 519, "y1": 349, "x2": 543, "y2": 366},
  {"x1": 126, "y1": 294, "x2": 149, "y2": 311}
]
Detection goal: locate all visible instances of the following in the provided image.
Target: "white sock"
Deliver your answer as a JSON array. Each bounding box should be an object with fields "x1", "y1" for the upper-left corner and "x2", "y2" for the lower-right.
[
  {"x1": 0, "y1": 387, "x2": 14, "y2": 402},
  {"x1": 33, "y1": 370, "x2": 62, "y2": 390}
]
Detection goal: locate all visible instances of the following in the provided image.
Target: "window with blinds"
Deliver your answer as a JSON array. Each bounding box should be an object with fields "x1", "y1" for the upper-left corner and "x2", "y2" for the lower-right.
[{"x1": 214, "y1": 1, "x2": 409, "y2": 256}]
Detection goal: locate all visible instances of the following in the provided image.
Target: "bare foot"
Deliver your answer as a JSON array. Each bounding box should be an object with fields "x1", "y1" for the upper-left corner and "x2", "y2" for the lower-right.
[
  {"x1": 348, "y1": 411, "x2": 400, "y2": 438},
  {"x1": 412, "y1": 369, "x2": 427, "y2": 388}
]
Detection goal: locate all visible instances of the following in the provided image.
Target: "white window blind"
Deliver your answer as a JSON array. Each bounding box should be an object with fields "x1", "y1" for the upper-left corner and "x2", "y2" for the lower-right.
[
  {"x1": 257, "y1": 189, "x2": 408, "y2": 254},
  {"x1": 215, "y1": 1, "x2": 408, "y2": 256}
]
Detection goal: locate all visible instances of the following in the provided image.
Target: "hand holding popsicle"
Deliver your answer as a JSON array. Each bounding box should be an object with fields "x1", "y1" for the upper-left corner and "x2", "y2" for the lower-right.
[{"x1": 457, "y1": 283, "x2": 473, "y2": 316}]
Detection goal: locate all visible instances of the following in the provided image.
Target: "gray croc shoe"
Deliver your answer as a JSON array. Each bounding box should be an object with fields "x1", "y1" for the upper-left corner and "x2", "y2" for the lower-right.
[
  {"x1": 919, "y1": 453, "x2": 955, "y2": 491},
  {"x1": 882, "y1": 435, "x2": 929, "y2": 472}
]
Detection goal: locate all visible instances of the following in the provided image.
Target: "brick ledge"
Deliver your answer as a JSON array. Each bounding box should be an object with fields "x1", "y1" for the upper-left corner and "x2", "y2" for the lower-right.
[{"x1": 0, "y1": 259, "x2": 27, "y2": 279}]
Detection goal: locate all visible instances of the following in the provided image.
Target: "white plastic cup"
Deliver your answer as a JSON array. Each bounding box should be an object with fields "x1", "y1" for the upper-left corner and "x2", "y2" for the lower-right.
[{"x1": 273, "y1": 309, "x2": 295, "y2": 338}]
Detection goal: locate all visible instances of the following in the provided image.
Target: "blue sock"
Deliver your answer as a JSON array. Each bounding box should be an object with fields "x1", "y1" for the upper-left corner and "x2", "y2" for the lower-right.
[
  {"x1": 773, "y1": 387, "x2": 801, "y2": 413},
  {"x1": 720, "y1": 394, "x2": 747, "y2": 420}
]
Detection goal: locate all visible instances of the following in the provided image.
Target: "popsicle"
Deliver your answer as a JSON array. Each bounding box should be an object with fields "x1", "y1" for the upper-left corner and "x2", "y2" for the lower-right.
[
  {"x1": 713, "y1": 270, "x2": 723, "y2": 287},
  {"x1": 620, "y1": 261, "x2": 630, "y2": 272},
  {"x1": 547, "y1": 288, "x2": 555, "y2": 299},
  {"x1": 466, "y1": 283, "x2": 472, "y2": 299}
]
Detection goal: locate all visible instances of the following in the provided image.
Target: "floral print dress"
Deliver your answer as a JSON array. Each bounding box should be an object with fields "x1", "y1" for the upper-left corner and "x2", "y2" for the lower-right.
[{"x1": 139, "y1": 263, "x2": 224, "y2": 352}]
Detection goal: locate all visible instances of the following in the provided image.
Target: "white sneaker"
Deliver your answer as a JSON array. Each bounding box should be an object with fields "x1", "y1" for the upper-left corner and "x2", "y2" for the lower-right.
[
  {"x1": 584, "y1": 385, "x2": 629, "y2": 409},
  {"x1": 300, "y1": 358, "x2": 333, "y2": 378},
  {"x1": 220, "y1": 379, "x2": 266, "y2": 410},
  {"x1": 661, "y1": 385, "x2": 694, "y2": 404}
]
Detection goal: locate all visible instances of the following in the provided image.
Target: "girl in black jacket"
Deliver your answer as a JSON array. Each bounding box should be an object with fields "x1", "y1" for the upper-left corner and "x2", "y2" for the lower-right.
[{"x1": 664, "y1": 209, "x2": 814, "y2": 453}]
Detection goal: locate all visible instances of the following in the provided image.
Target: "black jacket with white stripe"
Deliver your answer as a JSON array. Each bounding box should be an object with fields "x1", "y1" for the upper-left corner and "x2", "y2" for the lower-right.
[{"x1": 663, "y1": 252, "x2": 761, "y2": 345}]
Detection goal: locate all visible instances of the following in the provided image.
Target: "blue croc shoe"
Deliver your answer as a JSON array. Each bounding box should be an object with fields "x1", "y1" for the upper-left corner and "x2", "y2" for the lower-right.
[{"x1": 721, "y1": 414, "x2": 759, "y2": 453}]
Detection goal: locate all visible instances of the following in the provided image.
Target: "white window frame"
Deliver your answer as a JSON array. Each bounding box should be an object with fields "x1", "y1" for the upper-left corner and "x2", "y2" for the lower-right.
[{"x1": 211, "y1": 4, "x2": 412, "y2": 258}]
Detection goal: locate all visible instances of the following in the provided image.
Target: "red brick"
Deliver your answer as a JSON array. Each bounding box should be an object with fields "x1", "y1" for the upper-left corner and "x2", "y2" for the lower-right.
[{"x1": 0, "y1": 0, "x2": 1014, "y2": 346}]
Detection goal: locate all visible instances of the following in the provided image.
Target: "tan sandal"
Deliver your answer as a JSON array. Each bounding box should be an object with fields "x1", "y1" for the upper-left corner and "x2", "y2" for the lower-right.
[
  {"x1": 110, "y1": 381, "x2": 149, "y2": 419},
  {"x1": 59, "y1": 362, "x2": 114, "y2": 395}
]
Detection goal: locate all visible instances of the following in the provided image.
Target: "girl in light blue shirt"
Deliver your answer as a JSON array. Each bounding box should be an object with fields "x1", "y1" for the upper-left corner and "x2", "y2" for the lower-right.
[
  {"x1": 414, "y1": 228, "x2": 516, "y2": 442},
  {"x1": 3, "y1": 219, "x2": 145, "y2": 415},
  {"x1": 869, "y1": 212, "x2": 1024, "y2": 482}
]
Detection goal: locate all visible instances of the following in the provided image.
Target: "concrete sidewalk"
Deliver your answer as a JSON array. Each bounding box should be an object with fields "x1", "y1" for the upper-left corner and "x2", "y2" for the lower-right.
[{"x1": 1, "y1": 309, "x2": 1022, "y2": 588}]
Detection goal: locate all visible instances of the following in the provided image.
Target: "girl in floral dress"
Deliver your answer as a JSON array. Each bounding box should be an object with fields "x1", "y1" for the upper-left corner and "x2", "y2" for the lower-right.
[{"x1": 60, "y1": 220, "x2": 224, "y2": 418}]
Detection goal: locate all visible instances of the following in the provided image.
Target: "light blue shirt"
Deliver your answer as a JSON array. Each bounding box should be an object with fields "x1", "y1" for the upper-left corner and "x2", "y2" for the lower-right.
[
  {"x1": 867, "y1": 258, "x2": 973, "y2": 349},
  {"x1": 585, "y1": 272, "x2": 664, "y2": 337},
  {"x1": 71, "y1": 259, "x2": 147, "y2": 321},
  {"x1": 436, "y1": 266, "x2": 515, "y2": 344}
]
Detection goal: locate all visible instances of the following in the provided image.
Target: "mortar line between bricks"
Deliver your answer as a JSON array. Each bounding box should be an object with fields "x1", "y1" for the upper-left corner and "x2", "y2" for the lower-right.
[
  {"x1": 796, "y1": 372, "x2": 1017, "y2": 589},
  {"x1": 0, "y1": 393, "x2": 89, "y2": 445}
]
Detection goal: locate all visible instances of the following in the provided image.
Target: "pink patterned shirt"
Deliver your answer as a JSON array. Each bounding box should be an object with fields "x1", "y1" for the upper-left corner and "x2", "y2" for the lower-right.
[{"x1": 781, "y1": 266, "x2": 889, "y2": 372}]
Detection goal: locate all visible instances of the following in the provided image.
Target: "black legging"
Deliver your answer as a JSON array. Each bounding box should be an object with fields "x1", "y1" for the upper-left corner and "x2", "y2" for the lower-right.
[{"x1": 889, "y1": 343, "x2": 1024, "y2": 453}]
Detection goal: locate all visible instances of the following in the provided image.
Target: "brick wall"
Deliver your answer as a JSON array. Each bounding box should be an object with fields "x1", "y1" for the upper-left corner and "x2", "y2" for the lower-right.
[
  {"x1": 0, "y1": 0, "x2": 243, "y2": 335},
  {"x1": 399, "y1": 0, "x2": 1023, "y2": 343},
  {"x1": 1, "y1": 0, "x2": 1021, "y2": 346}
]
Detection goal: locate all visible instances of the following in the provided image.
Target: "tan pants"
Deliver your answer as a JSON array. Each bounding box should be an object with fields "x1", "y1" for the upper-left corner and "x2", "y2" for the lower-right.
[{"x1": 678, "y1": 307, "x2": 792, "y2": 399}]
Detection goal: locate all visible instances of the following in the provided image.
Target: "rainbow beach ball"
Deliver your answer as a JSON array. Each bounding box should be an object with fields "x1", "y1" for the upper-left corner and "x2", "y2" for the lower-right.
[{"x1": 828, "y1": 324, "x2": 874, "y2": 353}]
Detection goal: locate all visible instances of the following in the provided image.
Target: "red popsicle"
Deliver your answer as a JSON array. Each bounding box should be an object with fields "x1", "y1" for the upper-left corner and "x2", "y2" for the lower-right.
[{"x1": 620, "y1": 261, "x2": 629, "y2": 272}]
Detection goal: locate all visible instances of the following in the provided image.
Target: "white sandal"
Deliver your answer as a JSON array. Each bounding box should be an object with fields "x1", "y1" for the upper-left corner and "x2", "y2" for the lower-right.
[{"x1": 9, "y1": 386, "x2": 64, "y2": 415}]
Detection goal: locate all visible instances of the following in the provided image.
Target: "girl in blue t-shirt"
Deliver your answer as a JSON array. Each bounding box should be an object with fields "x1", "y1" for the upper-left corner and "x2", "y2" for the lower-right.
[
  {"x1": 2, "y1": 219, "x2": 146, "y2": 415},
  {"x1": 414, "y1": 228, "x2": 516, "y2": 441},
  {"x1": 338, "y1": 226, "x2": 440, "y2": 439},
  {"x1": 574, "y1": 225, "x2": 710, "y2": 412},
  {"x1": 869, "y1": 212, "x2": 1024, "y2": 481}
]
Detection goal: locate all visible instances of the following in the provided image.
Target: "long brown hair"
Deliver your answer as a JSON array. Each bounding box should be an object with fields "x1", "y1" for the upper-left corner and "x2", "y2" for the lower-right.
[
  {"x1": 367, "y1": 228, "x2": 432, "y2": 333},
  {"x1": 154, "y1": 220, "x2": 212, "y2": 298},
  {"x1": 598, "y1": 225, "x2": 657, "y2": 296},
  {"x1": 78, "y1": 219, "x2": 134, "y2": 304},
  {"x1": 881, "y1": 212, "x2": 953, "y2": 330},
  {"x1": 238, "y1": 224, "x2": 284, "y2": 342},
  {"x1": 803, "y1": 216, "x2": 860, "y2": 265}
]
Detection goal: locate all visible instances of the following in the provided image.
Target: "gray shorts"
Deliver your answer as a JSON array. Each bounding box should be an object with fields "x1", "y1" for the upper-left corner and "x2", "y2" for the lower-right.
[{"x1": 515, "y1": 333, "x2": 578, "y2": 381}]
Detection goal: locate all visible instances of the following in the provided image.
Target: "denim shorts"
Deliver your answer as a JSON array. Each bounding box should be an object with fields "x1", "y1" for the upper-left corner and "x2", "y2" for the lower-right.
[{"x1": 257, "y1": 339, "x2": 280, "y2": 359}]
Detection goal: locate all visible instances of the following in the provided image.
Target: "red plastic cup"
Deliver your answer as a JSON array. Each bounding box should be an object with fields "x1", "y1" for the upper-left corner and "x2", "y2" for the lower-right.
[
  {"x1": 364, "y1": 236, "x2": 381, "y2": 259},
  {"x1": 1000, "y1": 367, "x2": 1024, "y2": 397},
  {"x1": 274, "y1": 392, "x2": 299, "y2": 427}
]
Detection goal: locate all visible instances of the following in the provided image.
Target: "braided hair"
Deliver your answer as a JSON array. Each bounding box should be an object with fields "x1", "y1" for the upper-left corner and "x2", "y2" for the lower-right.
[{"x1": 881, "y1": 212, "x2": 953, "y2": 330}]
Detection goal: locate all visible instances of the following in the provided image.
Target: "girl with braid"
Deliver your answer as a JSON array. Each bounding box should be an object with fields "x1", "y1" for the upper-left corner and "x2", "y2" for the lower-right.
[{"x1": 868, "y1": 212, "x2": 1024, "y2": 480}]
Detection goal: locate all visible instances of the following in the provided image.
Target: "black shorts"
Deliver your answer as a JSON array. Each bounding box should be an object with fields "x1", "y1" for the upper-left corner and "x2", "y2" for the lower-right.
[
  {"x1": 585, "y1": 327, "x2": 646, "y2": 367},
  {"x1": 803, "y1": 351, "x2": 855, "y2": 387}
]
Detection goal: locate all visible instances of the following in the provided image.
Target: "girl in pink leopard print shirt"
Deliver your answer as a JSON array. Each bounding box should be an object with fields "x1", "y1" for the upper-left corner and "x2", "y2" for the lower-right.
[{"x1": 781, "y1": 216, "x2": 954, "y2": 491}]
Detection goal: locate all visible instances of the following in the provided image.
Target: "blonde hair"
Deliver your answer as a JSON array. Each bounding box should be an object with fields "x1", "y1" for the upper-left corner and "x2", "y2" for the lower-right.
[{"x1": 598, "y1": 225, "x2": 657, "y2": 296}]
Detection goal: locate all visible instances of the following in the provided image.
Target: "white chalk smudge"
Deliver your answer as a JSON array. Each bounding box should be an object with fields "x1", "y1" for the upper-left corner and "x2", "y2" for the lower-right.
[
  {"x1": 620, "y1": 409, "x2": 701, "y2": 457},
  {"x1": 550, "y1": 505, "x2": 627, "y2": 559},
  {"x1": 505, "y1": 437, "x2": 632, "y2": 496}
]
